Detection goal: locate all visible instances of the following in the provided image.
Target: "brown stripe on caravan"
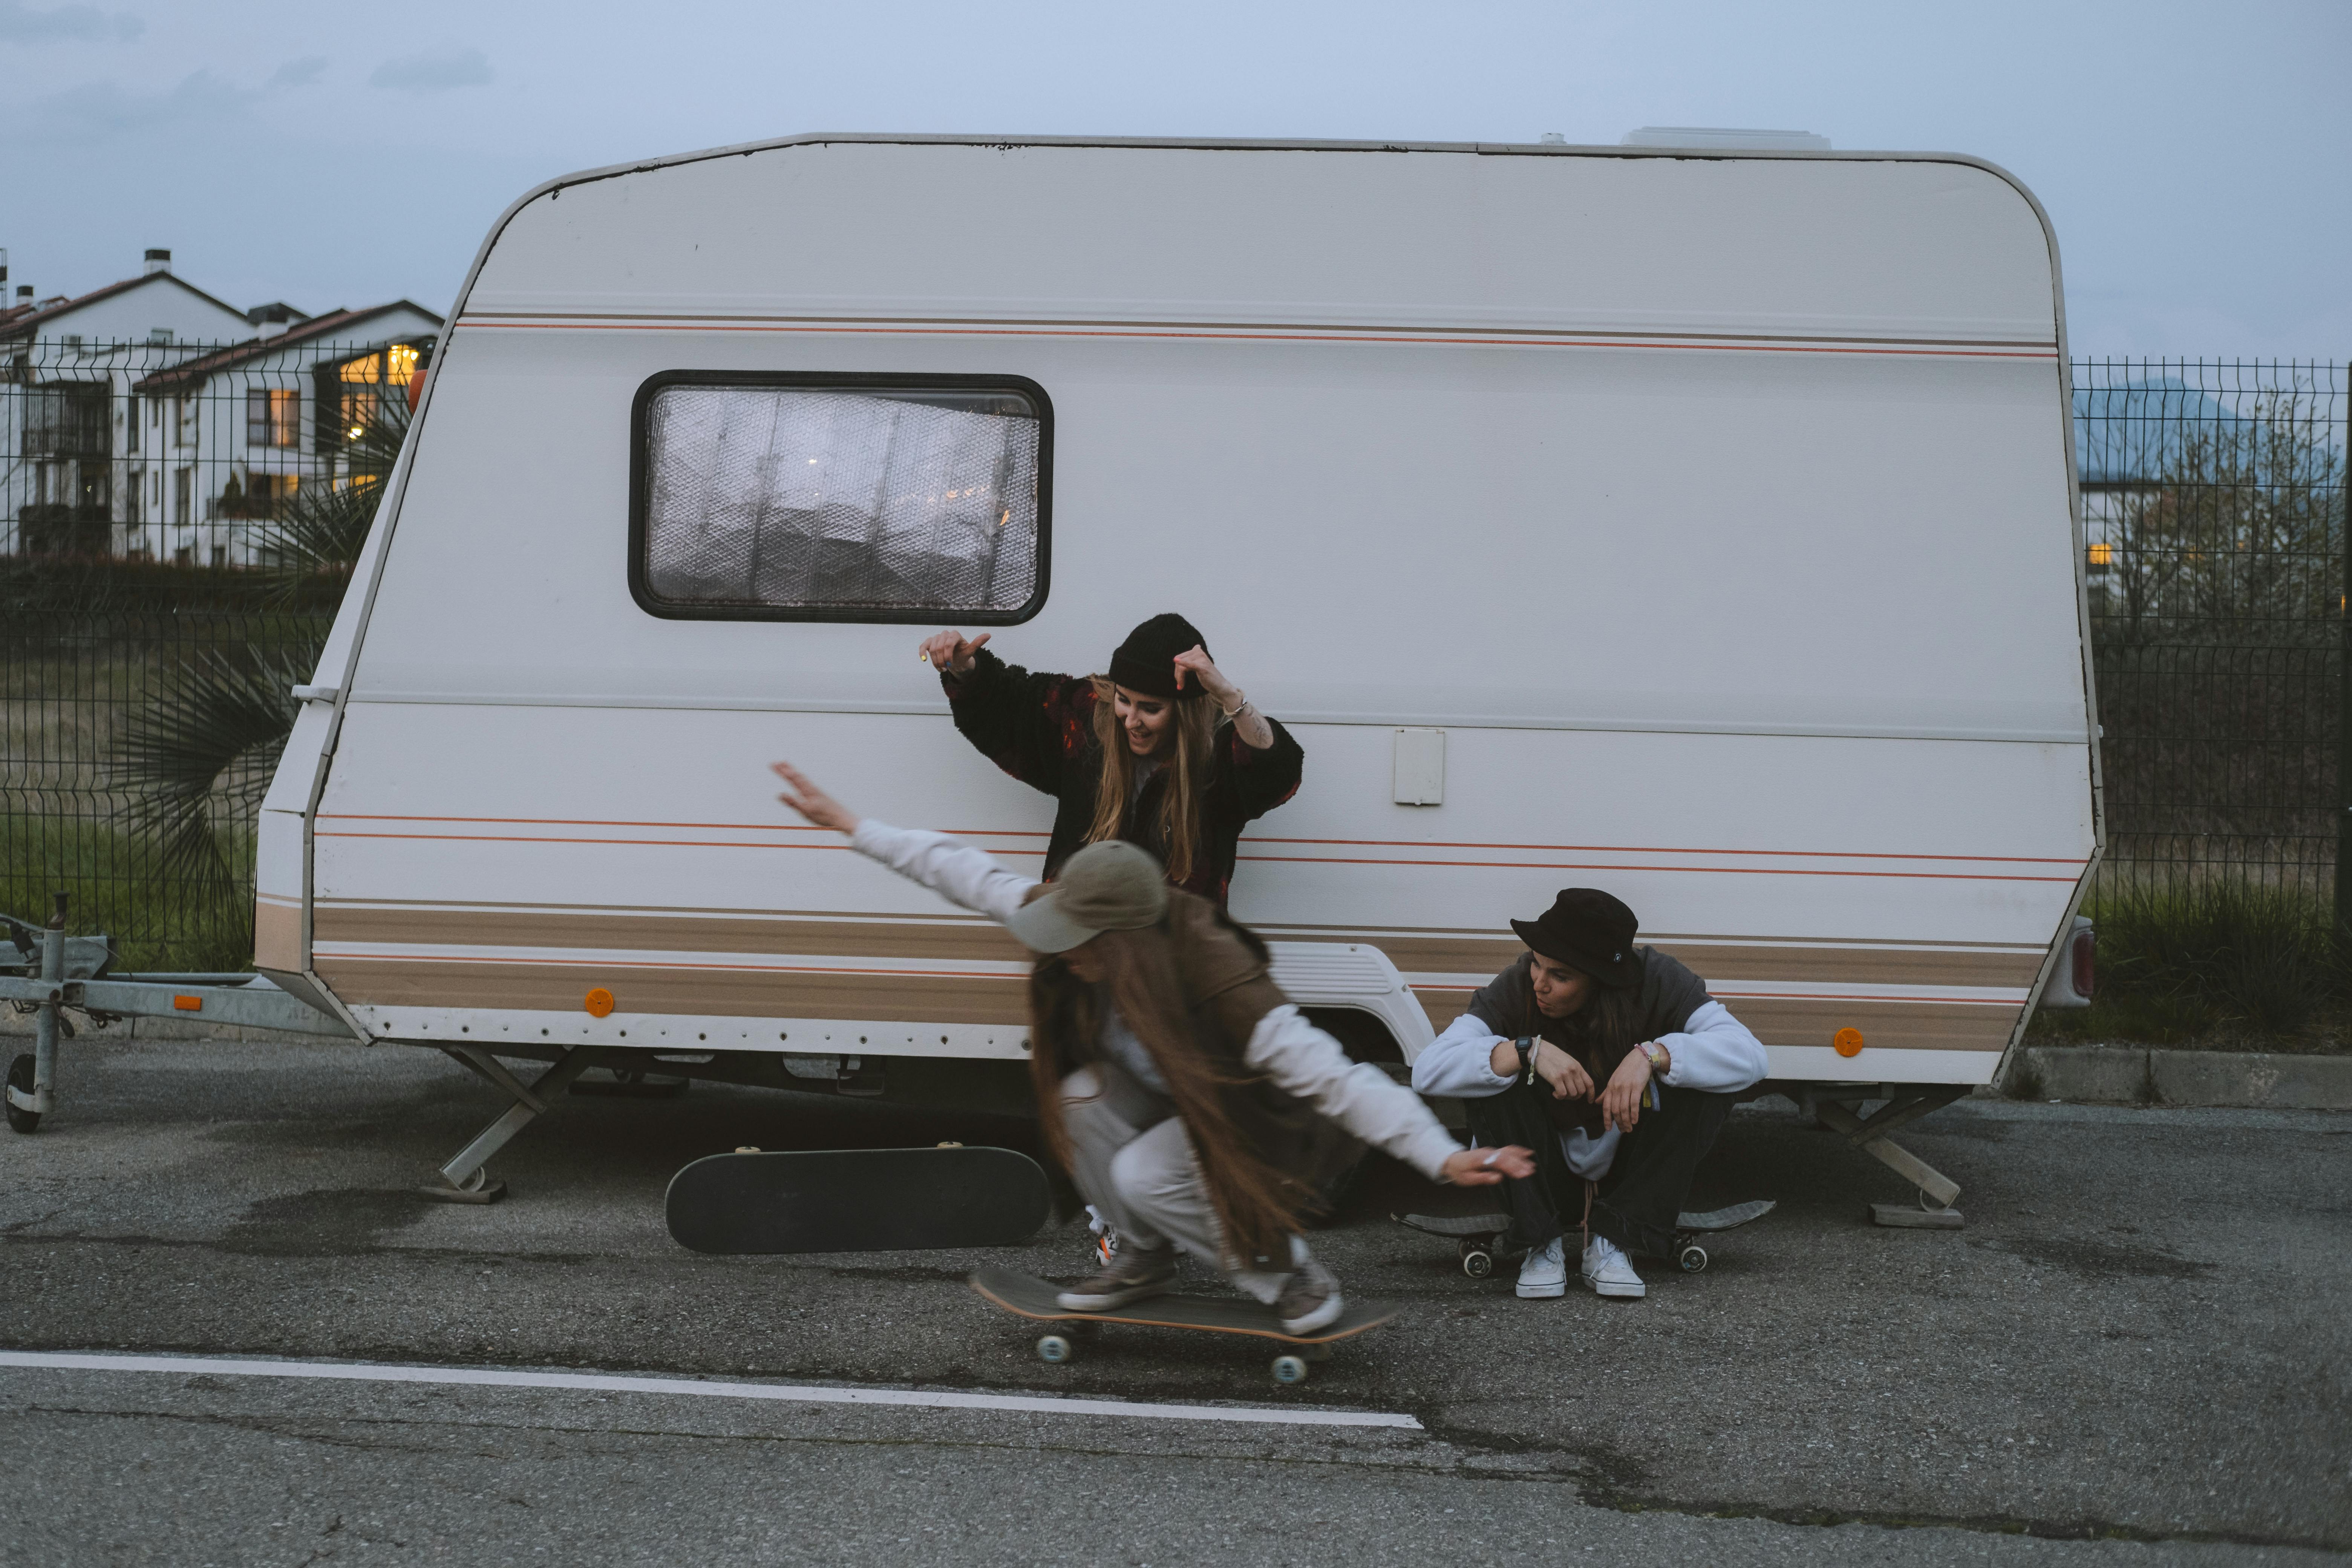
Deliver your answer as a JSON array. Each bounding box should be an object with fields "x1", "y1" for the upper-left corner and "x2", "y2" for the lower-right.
[
  {"x1": 312, "y1": 905, "x2": 1026, "y2": 963},
  {"x1": 253, "y1": 900, "x2": 302, "y2": 971},
  {"x1": 1406, "y1": 987, "x2": 2016, "y2": 1052},
  {"x1": 1347, "y1": 932, "x2": 2041, "y2": 990},
  {"x1": 313, "y1": 958, "x2": 1032, "y2": 1025}
]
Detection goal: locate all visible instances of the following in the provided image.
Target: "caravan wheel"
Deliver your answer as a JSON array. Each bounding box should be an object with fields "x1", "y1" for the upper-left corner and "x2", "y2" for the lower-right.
[{"x1": 5, "y1": 1055, "x2": 36, "y2": 1134}]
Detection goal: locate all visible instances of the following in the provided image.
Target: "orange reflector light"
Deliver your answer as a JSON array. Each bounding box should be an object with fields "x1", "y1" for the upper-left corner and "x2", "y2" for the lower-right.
[
  {"x1": 584, "y1": 987, "x2": 615, "y2": 1018},
  {"x1": 172, "y1": 995, "x2": 202, "y2": 1012},
  {"x1": 1833, "y1": 1027, "x2": 1864, "y2": 1057}
]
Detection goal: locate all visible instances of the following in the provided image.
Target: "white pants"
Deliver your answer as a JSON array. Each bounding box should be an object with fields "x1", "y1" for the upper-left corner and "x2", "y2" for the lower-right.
[{"x1": 1058, "y1": 1063, "x2": 1308, "y2": 1305}]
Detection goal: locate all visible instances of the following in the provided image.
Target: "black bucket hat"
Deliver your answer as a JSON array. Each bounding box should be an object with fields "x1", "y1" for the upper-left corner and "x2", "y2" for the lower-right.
[
  {"x1": 1510, "y1": 888, "x2": 1641, "y2": 989},
  {"x1": 1107, "y1": 612, "x2": 1209, "y2": 700}
]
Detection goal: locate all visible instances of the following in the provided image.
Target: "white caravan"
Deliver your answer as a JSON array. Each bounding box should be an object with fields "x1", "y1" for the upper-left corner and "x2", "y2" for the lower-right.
[{"x1": 252, "y1": 135, "x2": 2100, "y2": 1199}]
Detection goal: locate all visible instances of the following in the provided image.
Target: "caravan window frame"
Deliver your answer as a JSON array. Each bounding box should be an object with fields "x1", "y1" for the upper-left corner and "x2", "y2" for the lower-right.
[{"x1": 627, "y1": 369, "x2": 1055, "y2": 626}]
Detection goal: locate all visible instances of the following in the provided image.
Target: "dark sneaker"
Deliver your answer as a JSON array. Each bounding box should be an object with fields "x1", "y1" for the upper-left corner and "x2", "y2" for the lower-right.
[
  {"x1": 1276, "y1": 1255, "x2": 1346, "y2": 1335},
  {"x1": 1055, "y1": 1245, "x2": 1176, "y2": 1311}
]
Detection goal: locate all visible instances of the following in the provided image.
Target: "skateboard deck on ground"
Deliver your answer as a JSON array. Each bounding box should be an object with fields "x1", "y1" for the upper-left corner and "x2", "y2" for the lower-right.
[
  {"x1": 1395, "y1": 1199, "x2": 1776, "y2": 1277},
  {"x1": 665, "y1": 1146, "x2": 1050, "y2": 1254},
  {"x1": 970, "y1": 1266, "x2": 1393, "y2": 1381}
]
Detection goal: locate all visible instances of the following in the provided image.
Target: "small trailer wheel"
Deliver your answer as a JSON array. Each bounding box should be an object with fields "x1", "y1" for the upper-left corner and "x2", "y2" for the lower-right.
[
  {"x1": 1677, "y1": 1243, "x2": 1709, "y2": 1274},
  {"x1": 1271, "y1": 1354, "x2": 1310, "y2": 1386},
  {"x1": 1035, "y1": 1334, "x2": 1073, "y2": 1364},
  {"x1": 5, "y1": 1054, "x2": 37, "y2": 1135},
  {"x1": 1461, "y1": 1248, "x2": 1493, "y2": 1279}
]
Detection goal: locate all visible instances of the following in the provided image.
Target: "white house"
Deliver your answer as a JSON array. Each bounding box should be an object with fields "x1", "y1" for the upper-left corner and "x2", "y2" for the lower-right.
[
  {"x1": 1, "y1": 248, "x2": 441, "y2": 563},
  {"x1": 128, "y1": 301, "x2": 442, "y2": 565},
  {"x1": 0, "y1": 250, "x2": 257, "y2": 556}
]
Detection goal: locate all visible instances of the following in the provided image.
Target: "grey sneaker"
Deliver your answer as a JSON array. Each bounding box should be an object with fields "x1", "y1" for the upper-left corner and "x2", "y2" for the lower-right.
[
  {"x1": 1275, "y1": 1255, "x2": 1346, "y2": 1335},
  {"x1": 1055, "y1": 1244, "x2": 1176, "y2": 1311}
]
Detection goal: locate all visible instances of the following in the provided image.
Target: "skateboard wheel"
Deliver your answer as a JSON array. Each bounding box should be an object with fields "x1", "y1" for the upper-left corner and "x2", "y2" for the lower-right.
[
  {"x1": 1461, "y1": 1249, "x2": 1493, "y2": 1279},
  {"x1": 1035, "y1": 1334, "x2": 1073, "y2": 1364},
  {"x1": 1270, "y1": 1354, "x2": 1309, "y2": 1386},
  {"x1": 1678, "y1": 1243, "x2": 1708, "y2": 1274}
]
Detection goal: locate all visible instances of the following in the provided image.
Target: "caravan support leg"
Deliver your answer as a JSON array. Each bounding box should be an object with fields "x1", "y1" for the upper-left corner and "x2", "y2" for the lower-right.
[
  {"x1": 1813, "y1": 1088, "x2": 1969, "y2": 1228},
  {"x1": 422, "y1": 1046, "x2": 600, "y2": 1204}
]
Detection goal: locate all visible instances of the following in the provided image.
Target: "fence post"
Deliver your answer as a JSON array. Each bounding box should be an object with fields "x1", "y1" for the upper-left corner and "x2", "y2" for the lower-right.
[{"x1": 2339, "y1": 360, "x2": 2352, "y2": 940}]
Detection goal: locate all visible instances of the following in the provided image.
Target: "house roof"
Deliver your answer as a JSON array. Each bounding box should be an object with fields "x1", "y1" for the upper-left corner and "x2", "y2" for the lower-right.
[
  {"x1": 0, "y1": 270, "x2": 254, "y2": 344},
  {"x1": 132, "y1": 300, "x2": 445, "y2": 392}
]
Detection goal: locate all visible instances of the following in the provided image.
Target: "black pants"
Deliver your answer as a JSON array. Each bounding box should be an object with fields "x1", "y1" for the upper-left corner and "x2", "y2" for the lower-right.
[{"x1": 1462, "y1": 1079, "x2": 1735, "y2": 1260}]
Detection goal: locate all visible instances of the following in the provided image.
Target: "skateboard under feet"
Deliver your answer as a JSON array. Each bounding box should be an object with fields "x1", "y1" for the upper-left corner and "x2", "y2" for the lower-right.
[
  {"x1": 1394, "y1": 1199, "x2": 1776, "y2": 1277},
  {"x1": 969, "y1": 1265, "x2": 1395, "y2": 1386}
]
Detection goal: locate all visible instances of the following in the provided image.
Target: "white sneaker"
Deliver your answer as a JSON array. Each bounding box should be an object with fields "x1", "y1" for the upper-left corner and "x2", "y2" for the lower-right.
[
  {"x1": 1582, "y1": 1235, "x2": 1646, "y2": 1299},
  {"x1": 1516, "y1": 1236, "x2": 1567, "y2": 1298}
]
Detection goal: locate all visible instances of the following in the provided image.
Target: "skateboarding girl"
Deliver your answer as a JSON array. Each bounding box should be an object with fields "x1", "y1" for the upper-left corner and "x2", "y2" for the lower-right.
[
  {"x1": 771, "y1": 760, "x2": 1536, "y2": 1334},
  {"x1": 915, "y1": 613, "x2": 1300, "y2": 908},
  {"x1": 1411, "y1": 889, "x2": 1769, "y2": 1302}
]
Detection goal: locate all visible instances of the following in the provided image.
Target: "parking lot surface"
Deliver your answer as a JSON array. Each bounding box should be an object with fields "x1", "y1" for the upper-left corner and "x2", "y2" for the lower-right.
[{"x1": 1, "y1": 1032, "x2": 2344, "y2": 1563}]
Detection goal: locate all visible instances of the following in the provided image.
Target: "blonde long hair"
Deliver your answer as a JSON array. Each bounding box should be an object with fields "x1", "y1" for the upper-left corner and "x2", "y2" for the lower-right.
[{"x1": 1084, "y1": 675, "x2": 1221, "y2": 886}]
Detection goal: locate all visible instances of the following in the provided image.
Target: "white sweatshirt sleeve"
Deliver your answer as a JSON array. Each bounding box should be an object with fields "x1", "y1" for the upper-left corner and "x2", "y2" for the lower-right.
[
  {"x1": 1244, "y1": 1004, "x2": 1462, "y2": 1182},
  {"x1": 1656, "y1": 1000, "x2": 1770, "y2": 1093},
  {"x1": 847, "y1": 818, "x2": 1036, "y2": 927},
  {"x1": 1410, "y1": 1009, "x2": 1516, "y2": 1098}
]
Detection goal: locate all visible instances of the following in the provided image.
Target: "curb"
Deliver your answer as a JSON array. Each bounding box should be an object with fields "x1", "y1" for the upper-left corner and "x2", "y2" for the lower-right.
[{"x1": 2017, "y1": 1046, "x2": 2352, "y2": 1110}]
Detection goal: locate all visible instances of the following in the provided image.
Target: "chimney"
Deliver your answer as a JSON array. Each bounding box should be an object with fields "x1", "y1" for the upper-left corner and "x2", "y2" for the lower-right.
[
  {"x1": 13, "y1": 286, "x2": 29, "y2": 305},
  {"x1": 144, "y1": 248, "x2": 171, "y2": 275}
]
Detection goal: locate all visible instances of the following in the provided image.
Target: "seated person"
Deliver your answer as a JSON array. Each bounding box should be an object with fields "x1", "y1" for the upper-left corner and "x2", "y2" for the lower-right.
[{"x1": 1411, "y1": 888, "x2": 1768, "y2": 1300}]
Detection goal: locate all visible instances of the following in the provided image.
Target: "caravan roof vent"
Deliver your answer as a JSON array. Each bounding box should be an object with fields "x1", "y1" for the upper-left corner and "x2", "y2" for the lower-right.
[{"x1": 1620, "y1": 127, "x2": 1830, "y2": 151}]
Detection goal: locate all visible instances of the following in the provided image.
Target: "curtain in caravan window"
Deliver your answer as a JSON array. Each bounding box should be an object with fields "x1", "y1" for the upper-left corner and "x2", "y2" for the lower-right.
[{"x1": 640, "y1": 385, "x2": 1043, "y2": 618}]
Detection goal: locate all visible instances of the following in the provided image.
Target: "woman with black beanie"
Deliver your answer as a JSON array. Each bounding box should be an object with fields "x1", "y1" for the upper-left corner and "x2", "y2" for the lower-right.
[{"x1": 916, "y1": 613, "x2": 1304, "y2": 907}]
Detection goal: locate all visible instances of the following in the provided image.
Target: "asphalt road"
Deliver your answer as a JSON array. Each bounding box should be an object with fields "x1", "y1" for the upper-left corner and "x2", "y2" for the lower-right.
[{"x1": 1, "y1": 1029, "x2": 2344, "y2": 1565}]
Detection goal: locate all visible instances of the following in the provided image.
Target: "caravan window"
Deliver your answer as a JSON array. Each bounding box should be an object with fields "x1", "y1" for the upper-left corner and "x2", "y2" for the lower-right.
[{"x1": 631, "y1": 374, "x2": 1050, "y2": 623}]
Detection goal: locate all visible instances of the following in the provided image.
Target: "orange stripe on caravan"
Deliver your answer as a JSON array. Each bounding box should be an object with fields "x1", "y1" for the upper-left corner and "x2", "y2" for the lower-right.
[
  {"x1": 316, "y1": 813, "x2": 1048, "y2": 839},
  {"x1": 313, "y1": 815, "x2": 2078, "y2": 870},
  {"x1": 1246, "y1": 834, "x2": 2081, "y2": 866},
  {"x1": 322, "y1": 952, "x2": 1017, "y2": 980},
  {"x1": 461, "y1": 318, "x2": 2060, "y2": 361},
  {"x1": 1237, "y1": 853, "x2": 2077, "y2": 884},
  {"x1": 314, "y1": 831, "x2": 1046, "y2": 855}
]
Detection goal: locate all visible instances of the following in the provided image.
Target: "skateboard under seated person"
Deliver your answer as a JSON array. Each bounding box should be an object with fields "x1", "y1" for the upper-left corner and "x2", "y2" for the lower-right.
[
  {"x1": 770, "y1": 761, "x2": 1536, "y2": 1335},
  {"x1": 1412, "y1": 888, "x2": 1769, "y2": 1300}
]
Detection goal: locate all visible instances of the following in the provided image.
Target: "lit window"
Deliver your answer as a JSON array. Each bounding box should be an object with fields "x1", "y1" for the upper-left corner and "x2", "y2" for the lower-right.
[
  {"x1": 632, "y1": 376, "x2": 1050, "y2": 623},
  {"x1": 245, "y1": 388, "x2": 299, "y2": 448},
  {"x1": 2087, "y1": 542, "x2": 2113, "y2": 567}
]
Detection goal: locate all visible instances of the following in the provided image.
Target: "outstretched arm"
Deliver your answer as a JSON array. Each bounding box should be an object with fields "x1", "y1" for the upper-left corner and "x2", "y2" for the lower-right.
[{"x1": 772, "y1": 761, "x2": 1036, "y2": 926}]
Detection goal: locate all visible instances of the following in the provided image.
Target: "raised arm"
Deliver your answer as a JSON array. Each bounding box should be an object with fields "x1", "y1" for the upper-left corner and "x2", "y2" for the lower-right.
[{"x1": 922, "y1": 631, "x2": 1089, "y2": 797}]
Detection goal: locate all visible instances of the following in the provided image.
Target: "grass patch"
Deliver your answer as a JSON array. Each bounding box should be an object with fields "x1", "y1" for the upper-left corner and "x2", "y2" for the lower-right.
[
  {"x1": 0, "y1": 819, "x2": 253, "y2": 974},
  {"x1": 2029, "y1": 882, "x2": 2352, "y2": 1052}
]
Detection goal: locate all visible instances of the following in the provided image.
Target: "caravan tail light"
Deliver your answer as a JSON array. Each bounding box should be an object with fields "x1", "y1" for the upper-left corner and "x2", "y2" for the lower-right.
[{"x1": 2069, "y1": 927, "x2": 2096, "y2": 1000}]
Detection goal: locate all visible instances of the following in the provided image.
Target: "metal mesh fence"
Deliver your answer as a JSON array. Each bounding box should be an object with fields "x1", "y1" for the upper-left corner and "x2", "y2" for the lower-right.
[
  {"x1": 3, "y1": 334, "x2": 424, "y2": 969},
  {"x1": 2, "y1": 344, "x2": 2347, "y2": 972},
  {"x1": 2077, "y1": 360, "x2": 2349, "y2": 895}
]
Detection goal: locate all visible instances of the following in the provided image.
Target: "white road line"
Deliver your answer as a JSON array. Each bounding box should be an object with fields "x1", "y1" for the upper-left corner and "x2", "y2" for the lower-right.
[{"x1": 0, "y1": 1351, "x2": 1421, "y2": 1431}]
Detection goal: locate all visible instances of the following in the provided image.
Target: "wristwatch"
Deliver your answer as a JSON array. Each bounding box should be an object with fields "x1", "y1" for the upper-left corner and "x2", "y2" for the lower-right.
[
  {"x1": 1514, "y1": 1036, "x2": 1536, "y2": 1084},
  {"x1": 1638, "y1": 1039, "x2": 1669, "y2": 1076}
]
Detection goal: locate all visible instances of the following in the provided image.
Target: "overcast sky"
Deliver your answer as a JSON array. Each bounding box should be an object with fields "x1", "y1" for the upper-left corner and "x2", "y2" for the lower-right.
[{"x1": 4, "y1": 0, "x2": 2344, "y2": 359}]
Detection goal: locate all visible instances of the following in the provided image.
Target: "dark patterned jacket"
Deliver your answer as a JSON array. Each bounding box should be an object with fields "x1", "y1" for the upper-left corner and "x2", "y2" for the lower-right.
[{"x1": 941, "y1": 646, "x2": 1304, "y2": 906}]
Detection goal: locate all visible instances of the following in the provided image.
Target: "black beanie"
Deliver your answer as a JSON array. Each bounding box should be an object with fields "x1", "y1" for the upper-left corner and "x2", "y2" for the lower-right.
[{"x1": 1107, "y1": 613, "x2": 1210, "y2": 700}]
